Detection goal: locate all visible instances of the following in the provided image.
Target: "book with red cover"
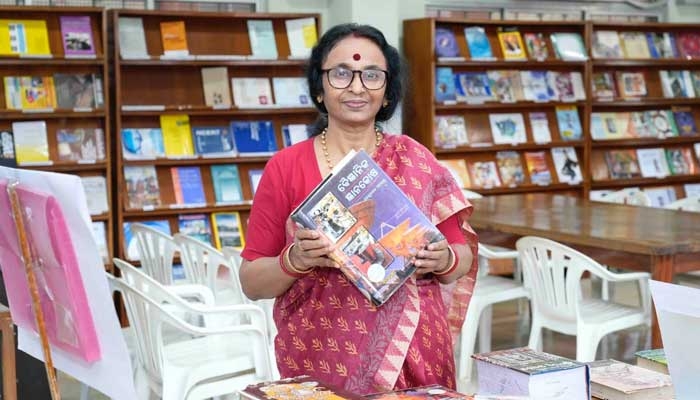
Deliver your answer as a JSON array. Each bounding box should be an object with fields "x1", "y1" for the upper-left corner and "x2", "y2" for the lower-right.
[{"x1": 239, "y1": 375, "x2": 363, "y2": 399}]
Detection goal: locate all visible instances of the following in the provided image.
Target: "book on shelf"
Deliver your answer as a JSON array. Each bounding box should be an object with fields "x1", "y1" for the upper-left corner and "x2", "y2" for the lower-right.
[
  {"x1": 524, "y1": 151, "x2": 552, "y2": 185},
  {"x1": 366, "y1": 384, "x2": 473, "y2": 399},
  {"x1": 472, "y1": 347, "x2": 589, "y2": 400},
  {"x1": 635, "y1": 349, "x2": 668, "y2": 375},
  {"x1": 647, "y1": 32, "x2": 677, "y2": 59},
  {"x1": 489, "y1": 113, "x2": 526, "y2": 145},
  {"x1": 160, "y1": 114, "x2": 194, "y2": 157},
  {"x1": 271, "y1": 77, "x2": 311, "y2": 107},
  {"x1": 438, "y1": 158, "x2": 471, "y2": 189},
  {"x1": 676, "y1": 32, "x2": 700, "y2": 59},
  {"x1": 550, "y1": 32, "x2": 587, "y2": 61},
  {"x1": 487, "y1": 70, "x2": 524, "y2": 103},
  {"x1": 282, "y1": 124, "x2": 310, "y2": 147},
  {"x1": 605, "y1": 149, "x2": 641, "y2": 179},
  {"x1": 590, "y1": 112, "x2": 622, "y2": 140},
  {"x1": 5, "y1": 76, "x2": 57, "y2": 110},
  {"x1": 551, "y1": 147, "x2": 582, "y2": 184},
  {"x1": 645, "y1": 186, "x2": 677, "y2": 208},
  {"x1": 660, "y1": 70, "x2": 695, "y2": 98},
  {"x1": 592, "y1": 71, "x2": 617, "y2": 100},
  {"x1": 665, "y1": 147, "x2": 696, "y2": 175},
  {"x1": 56, "y1": 128, "x2": 105, "y2": 162},
  {"x1": 497, "y1": 28, "x2": 526, "y2": 60},
  {"x1": 290, "y1": 150, "x2": 446, "y2": 306},
  {"x1": 548, "y1": 71, "x2": 585, "y2": 102},
  {"x1": 170, "y1": 166, "x2": 206, "y2": 206},
  {"x1": 672, "y1": 107, "x2": 698, "y2": 136},
  {"x1": 685, "y1": 182, "x2": 700, "y2": 197},
  {"x1": 496, "y1": 151, "x2": 525, "y2": 187},
  {"x1": 248, "y1": 168, "x2": 264, "y2": 197},
  {"x1": 592, "y1": 30, "x2": 623, "y2": 59},
  {"x1": 192, "y1": 126, "x2": 235, "y2": 156},
  {"x1": 285, "y1": 17, "x2": 317, "y2": 59},
  {"x1": 467, "y1": 122, "x2": 494, "y2": 147},
  {"x1": 59, "y1": 16, "x2": 95, "y2": 57},
  {"x1": 231, "y1": 120, "x2": 278, "y2": 156},
  {"x1": 588, "y1": 359, "x2": 673, "y2": 400},
  {"x1": 118, "y1": 17, "x2": 148, "y2": 59},
  {"x1": 210, "y1": 164, "x2": 244, "y2": 204},
  {"x1": 159, "y1": 21, "x2": 189, "y2": 57},
  {"x1": 0, "y1": 131, "x2": 16, "y2": 167},
  {"x1": 528, "y1": 112, "x2": 552, "y2": 143},
  {"x1": 615, "y1": 71, "x2": 647, "y2": 98},
  {"x1": 520, "y1": 70, "x2": 551, "y2": 102},
  {"x1": 246, "y1": 19, "x2": 278, "y2": 59},
  {"x1": 464, "y1": 26, "x2": 494, "y2": 59},
  {"x1": 636, "y1": 148, "x2": 670, "y2": 178},
  {"x1": 121, "y1": 128, "x2": 165, "y2": 160},
  {"x1": 620, "y1": 31, "x2": 652, "y2": 59},
  {"x1": 231, "y1": 77, "x2": 274, "y2": 107},
  {"x1": 0, "y1": 19, "x2": 51, "y2": 56},
  {"x1": 434, "y1": 115, "x2": 468, "y2": 148},
  {"x1": 211, "y1": 212, "x2": 245, "y2": 250},
  {"x1": 555, "y1": 105, "x2": 582, "y2": 141},
  {"x1": 80, "y1": 176, "x2": 108, "y2": 216},
  {"x1": 455, "y1": 72, "x2": 494, "y2": 103},
  {"x1": 54, "y1": 73, "x2": 102, "y2": 110},
  {"x1": 201, "y1": 67, "x2": 232, "y2": 108},
  {"x1": 123, "y1": 220, "x2": 171, "y2": 261},
  {"x1": 12, "y1": 120, "x2": 49, "y2": 165},
  {"x1": 647, "y1": 110, "x2": 679, "y2": 138},
  {"x1": 468, "y1": 161, "x2": 502, "y2": 189},
  {"x1": 434, "y1": 67, "x2": 457, "y2": 103},
  {"x1": 90, "y1": 221, "x2": 109, "y2": 263},
  {"x1": 177, "y1": 213, "x2": 212, "y2": 244},
  {"x1": 695, "y1": 142, "x2": 700, "y2": 162},
  {"x1": 435, "y1": 27, "x2": 460, "y2": 58},
  {"x1": 124, "y1": 165, "x2": 161, "y2": 209},
  {"x1": 239, "y1": 375, "x2": 364, "y2": 400},
  {"x1": 523, "y1": 32, "x2": 548, "y2": 60},
  {"x1": 690, "y1": 70, "x2": 700, "y2": 94}
]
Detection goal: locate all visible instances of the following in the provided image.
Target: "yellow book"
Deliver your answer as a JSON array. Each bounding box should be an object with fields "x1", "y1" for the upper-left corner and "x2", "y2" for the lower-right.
[
  {"x1": 12, "y1": 120, "x2": 50, "y2": 165},
  {"x1": 0, "y1": 19, "x2": 51, "y2": 56},
  {"x1": 211, "y1": 211, "x2": 245, "y2": 250},
  {"x1": 498, "y1": 29, "x2": 527, "y2": 60},
  {"x1": 20, "y1": 76, "x2": 57, "y2": 109},
  {"x1": 159, "y1": 114, "x2": 194, "y2": 157},
  {"x1": 160, "y1": 21, "x2": 189, "y2": 56}
]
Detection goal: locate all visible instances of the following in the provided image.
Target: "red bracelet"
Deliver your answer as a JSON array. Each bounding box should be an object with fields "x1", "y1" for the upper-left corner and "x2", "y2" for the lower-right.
[
  {"x1": 279, "y1": 243, "x2": 313, "y2": 278},
  {"x1": 433, "y1": 245, "x2": 459, "y2": 276}
]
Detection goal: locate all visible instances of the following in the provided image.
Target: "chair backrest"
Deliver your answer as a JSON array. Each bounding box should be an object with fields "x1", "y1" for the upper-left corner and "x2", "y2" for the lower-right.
[
  {"x1": 130, "y1": 223, "x2": 179, "y2": 285},
  {"x1": 596, "y1": 188, "x2": 651, "y2": 206},
  {"x1": 663, "y1": 196, "x2": 700, "y2": 212}
]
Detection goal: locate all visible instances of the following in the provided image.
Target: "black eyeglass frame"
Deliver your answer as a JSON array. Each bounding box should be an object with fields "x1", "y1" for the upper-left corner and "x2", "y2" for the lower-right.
[{"x1": 321, "y1": 67, "x2": 389, "y2": 90}]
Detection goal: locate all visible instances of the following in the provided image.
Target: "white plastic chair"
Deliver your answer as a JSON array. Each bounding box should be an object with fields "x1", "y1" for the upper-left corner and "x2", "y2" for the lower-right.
[
  {"x1": 111, "y1": 258, "x2": 273, "y2": 399},
  {"x1": 516, "y1": 236, "x2": 650, "y2": 362},
  {"x1": 130, "y1": 223, "x2": 180, "y2": 285},
  {"x1": 663, "y1": 196, "x2": 700, "y2": 212},
  {"x1": 594, "y1": 187, "x2": 651, "y2": 207}
]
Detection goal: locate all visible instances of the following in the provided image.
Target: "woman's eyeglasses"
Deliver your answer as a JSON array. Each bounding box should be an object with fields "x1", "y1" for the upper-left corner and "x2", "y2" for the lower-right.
[{"x1": 323, "y1": 67, "x2": 388, "y2": 90}]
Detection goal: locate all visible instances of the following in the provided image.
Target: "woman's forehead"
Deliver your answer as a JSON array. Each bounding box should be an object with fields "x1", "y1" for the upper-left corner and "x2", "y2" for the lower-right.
[{"x1": 324, "y1": 36, "x2": 386, "y2": 67}]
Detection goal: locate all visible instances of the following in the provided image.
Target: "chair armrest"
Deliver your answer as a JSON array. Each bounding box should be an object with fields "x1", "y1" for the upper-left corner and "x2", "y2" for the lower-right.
[
  {"x1": 590, "y1": 268, "x2": 651, "y2": 284},
  {"x1": 479, "y1": 244, "x2": 518, "y2": 260}
]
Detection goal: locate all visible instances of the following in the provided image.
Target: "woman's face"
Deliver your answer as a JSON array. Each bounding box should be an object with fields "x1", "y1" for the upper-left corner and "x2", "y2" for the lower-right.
[{"x1": 320, "y1": 36, "x2": 387, "y2": 129}]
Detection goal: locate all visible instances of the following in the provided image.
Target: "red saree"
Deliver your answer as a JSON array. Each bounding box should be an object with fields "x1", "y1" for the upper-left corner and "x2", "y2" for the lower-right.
[{"x1": 241, "y1": 133, "x2": 478, "y2": 394}]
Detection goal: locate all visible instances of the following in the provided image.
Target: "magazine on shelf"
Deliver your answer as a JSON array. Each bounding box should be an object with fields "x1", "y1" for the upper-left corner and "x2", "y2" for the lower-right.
[
  {"x1": 435, "y1": 27, "x2": 461, "y2": 58},
  {"x1": 551, "y1": 147, "x2": 582, "y2": 184},
  {"x1": 59, "y1": 16, "x2": 95, "y2": 57},
  {"x1": 523, "y1": 32, "x2": 548, "y2": 60},
  {"x1": 246, "y1": 19, "x2": 278, "y2": 59},
  {"x1": 290, "y1": 150, "x2": 445, "y2": 306}
]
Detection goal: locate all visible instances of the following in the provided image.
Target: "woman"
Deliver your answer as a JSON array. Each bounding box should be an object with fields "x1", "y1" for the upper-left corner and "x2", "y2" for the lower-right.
[{"x1": 239, "y1": 23, "x2": 478, "y2": 394}]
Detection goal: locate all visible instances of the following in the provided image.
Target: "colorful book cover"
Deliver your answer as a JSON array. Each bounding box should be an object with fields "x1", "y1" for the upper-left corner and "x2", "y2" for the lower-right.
[
  {"x1": 464, "y1": 26, "x2": 493, "y2": 59},
  {"x1": 285, "y1": 17, "x2": 317, "y2": 59},
  {"x1": 11, "y1": 120, "x2": 49, "y2": 165},
  {"x1": 620, "y1": 31, "x2": 651, "y2": 59},
  {"x1": 0, "y1": 130, "x2": 16, "y2": 167},
  {"x1": 468, "y1": 161, "x2": 502, "y2": 189},
  {"x1": 231, "y1": 120, "x2": 278, "y2": 156},
  {"x1": 201, "y1": 67, "x2": 232, "y2": 107},
  {"x1": 588, "y1": 359, "x2": 673, "y2": 400},
  {"x1": 528, "y1": 112, "x2": 552, "y2": 143},
  {"x1": 123, "y1": 220, "x2": 171, "y2": 261},
  {"x1": 435, "y1": 27, "x2": 460, "y2": 58},
  {"x1": 290, "y1": 150, "x2": 445, "y2": 307},
  {"x1": 272, "y1": 77, "x2": 311, "y2": 106},
  {"x1": 160, "y1": 114, "x2": 194, "y2": 157},
  {"x1": 551, "y1": 147, "x2": 582, "y2": 183},
  {"x1": 672, "y1": 108, "x2": 698, "y2": 136},
  {"x1": 56, "y1": 128, "x2": 105, "y2": 162},
  {"x1": 524, "y1": 151, "x2": 552, "y2": 185},
  {"x1": 592, "y1": 30, "x2": 623, "y2": 59},
  {"x1": 434, "y1": 115, "x2": 468, "y2": 149},
  {"x1": 246, "y1": 19, "x2": 278, "y2": 59},
  {"x1": 438, "y1": 158, "x2": 471, "y2": 188},
  {"x1": 487, "y1": 70, "x2": 523, "y2": 103},
  {"x1": 211, "y1": 212, "x2": 245, "y2": 250},
  {"x1": 616, "y1": 71, "x2": 647, "y2": 98},
  {"x1": 489, "y1": 113, "x2": 526, "y2": 144},
  {"x1": 160, "y1": 20, "x2": 189, "y2": 57},
  {"x1": 646, "y1": 32, "x2": 678, "y2": 59},
  {"x1": 676, "y1": 32, "x2": 700, "y2": 59},
  {"x1": 170, "y1": 166, "x2": 206, "y2": 206},
  {"x1": 592, "y1": 72, "x2": 617, "y2": 99},
  {"x1": 555, "y1": 106, "x2": 583, "y2": 141},
  {"x1": 124, "y1": 165, "x2": 161, "y2": 209},
  {"x1": 636, "y1": 148, "x2": 670, "y2": 178},
  {"x1": 646, "y1": 110, "x2": 679, "y2": 138},
  {"x1": 366, "y1": 384, "x2": 473, "y2": 399},
  {"x1": 20, "y1": 76, "x2": 56, "y2": 109},
  {"x1": 0, "y1": 19, "x2": 51, "y2": 56},
  {"x1": 497, "y1": 28, "x2": 526, "y2": 60},
  {"x1": 248, "y1": 168, "x2": 264, "y2": 196},
  {"x1": 523, "y1": 32, "x2": 548, "y2": 60},
  {"x1": 177, "y1": 213, "x2": 212, "y2": 244},
  {"x1": 635, "y1": 349, "x2": 668, "y2": 375},
  {"x1": 550, "y1": 32, "x2": 587, "y2": 60},
  {"x1": 455, "y1": 72, "x2": 493, "y2": 103},
  {"x1": 59, "y1": 16, "x2": 95, "y2": 57},
  {"x1": 240, "y1": 375, "x2": 364, "y2": 400},
  {"x1": 520, "y1": 70, "x2": 551, "y2": 102},
  {"x1": 121, "y1": 128, "x2": 165, "y2": 159},
  {"x1": 496, "y1": 151, "x2": 525, "y2": 187},
  {"x1": 665, "y1": 147, "x2": 696, "y2": 175},
  {"x1": 435, "y1": 67, "x2": 456, "y2": 103},
  {"x1": 605, "y1": 149, "x2": 641, "y2": 179},
  {"x1": 192, "y1": 126, "x2": 235, "y2": 156},
  {"x1": 282, "y1": 124, "x2": 310, "y2": 147},
  {"x1": 210, "y1": 164, "x2": 244, "y2": 204},
  {"x1": 54, "y1": 73, "x2": 98, "y2": 109}
]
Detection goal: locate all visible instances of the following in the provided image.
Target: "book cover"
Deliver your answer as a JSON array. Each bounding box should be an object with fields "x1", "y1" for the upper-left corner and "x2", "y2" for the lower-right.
[
  {"x1": 468, "y1": 161, "x2": 502, "y2": 188},
  {"x1": 367, "y1": 384, "x2": 473, "y2": 399},
  {"x1": 12, "y1": 120, "x2": 49, "y2": 165},
  {"x1": 0, "y1": 130, "x2": 16, "y2": 167},
  {"x1": 124, "y1": 165, "x2": 161, "y2": 209},
  {"x1": 117, "y1": 17, "x2": 148, "y2": 59},
  {"x1": 54, "y1": 73, "x2": 98, "y2": 109},
  {"x1": 528, "y1": 112, "x2": 552, "y2": 143},
  {"x1": 592, "y1": 72, "x2": 617, "y2": 99},
  {"x1": 520, "y1": 70, "x2": 551, "y2": 102},
  {"x1": 615, "y1": 71, "x2": 647, "y2": 98},
  {"x1": 80, "y1": 176, "x2": 108, "y2": 215},
  {"x1": 590, "y1": 112, "x2": 621, "y2": 140},
  {"x1": 248, "y1": 168, "x2": 264, "y2": 197},
  {"x1": 665, "y1": 147, "x2": 696, "y2": 175},
  {"x1": 240, "y1": 375, "x2": 364, "y2": 400},
  {"x1": 497, "y1": 28, "x2": 526, "y2": 60},
  {"x1": 676, "y1": 32, "x2": 700, "y2": 59},
  {"x1": 685, "y1": 182, "x2": 700, "y2": 197},
  {"x1": 232, "y1": 77, "x2": 274, "y2": 107},
  {"x1": 524, "y1": 151, "x2": 552, "y2": 185},
  {"x1": 160, "y1": 114, "x2": 194, "y2": 157},
  {"x1": 551, "y1": 147, "x2": 582, "y2": 183},
  {"x1": 123, "y1": 220, "x2": 171, "y2": 261},
  {"x1": 646, "y1": 32, "x2": 677, "y2": 59},
  {"x1": 635, "y1": 349, "x2": 668, "y2": 375},
  {"x1": 523, "y1": 32, "x2": 548, "y2": 60},
  {"x1": 496, "y1": 151, "x2": 525, "y2": 187},
  {"x1": 211, "y1": 164, "x2": 243, "y2": 204},
  {"x1": 56, "y1": 128, "x2": 105, "y2": 162},
  {"x1": 285, "y1": 17, "x2": 317, "y2": 59},
  {"x1": 435, "y1": 67, "x2": 456, "y2": 103},
  {"x1": 555, "y1": 106, "x2": 582, "y2": 141},
  {"x1": 0, "y1": 19, "x2": 50, "y2": 56},
  {"x1": 59, "y1": 16, "x2": 95, "y2": 57},
  {"x1": 455, "y1": 72, "x2": 493, "y2": 103},
  {"x1": 160, "y1": 20, "x2": 189, "y2": 57},
  {"x1": 192, "y1": 126, "x2": 235, "y2": 156},
  {"x1": 672, "y1": 107, "x2": 697, "y2": 136},
  {"x1": 637, "y1": 148, "x2": 670, "y2": 178},
  {"x1": 170, "y1": 166, "x2": 206, "y2": 206},
  {"x1": 435, "y1": 27, "x2": 460, "y2": 58},
  {"x1": 211, "y1": 212, "x2": 245, "y2": 250},
  {"x1": 282, "y1": 124, "x2": 310, "y2": 147},
  {"x1": 645, "y1": 186, "x2": 677, "y2": 208},
  {"x1": 646, "y1": 110, "x2": 679, "y2": 138},
  {"x1": 272, "y1": 77, "x2": 311, "y2": 106},
  {"x1": 3, "y1": 76, "x2": 21, "y2": 110},
  {"x1": 438, "y1": 158, "x2": 471, "y2": 189},
  {"x1": 20, "y1": 76, "x2": 56, "y2": 109},
  {"x1": 487, "y1": 70, "x2": 523, "y2": 103},
  {"x1": 290, "y1": 150, "x2": 446, "y2": 306},
  {"x1": 434, "y1": 115, "x2": 468, "y2": 149},
  {"x1": 91, "y1": 221, "x2": 108, "y2": 263},
  {"x1": 231, "y1": 120, "x2": 278, "y2": 156},
  {"x1": 201, "y1": 67, "x2": 232, "y2": 107},
  {"x1": 592, "y1": 30, "x2": 622, "y2": 59},
  {"x1": 489, "y1": 113, "x2": 526, "y2": 145},
  {"x1": 605, "y1": 149, "x2": 641, "y2": 179},
  {"x1": 177, "y1": 213, "x2": 212, "y2": 244},
  {"x1": 464, "y1": 26, "x2": 493, "y2": 59},
  {"x1": 550, "y1": 32, "x2": 587, "y2": 61},
  {"x1": 588, "y1": 359, "x2": 673, "y2": 400},
  {"x1": 661, "y1": 70, "x2": 695, "y2": 98},
  {"x1": 247, "y1": 19, "x2": 278, "y2": 59},
  {"x1": 121, "y1": 128, "x2": 165, "y2": 159},
  {"x1": 620, "y1": 31, "x2": 651, "y2": 59},
  {"x1": 549, "y1": 71, "x2": 585, "y2": 102}
]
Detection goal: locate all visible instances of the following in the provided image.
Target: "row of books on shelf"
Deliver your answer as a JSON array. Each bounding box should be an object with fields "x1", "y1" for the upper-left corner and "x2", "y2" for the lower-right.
[
  {"x1": 592, "y1": 70, "x2": 700, "y2": 100},
  {"x1": 592, "y1": 184, "x2": 699, "y2": 208},
  {"x1": 436, "y1": 68, "x2": 585, "y2": 104},
  {"x1": 593, "y1": 145, "x2": 700, "y2": 181},
  {"x1": 118, "y1": 16, "x2": 316, "y2": 60},
  {"x1": 0, "y1": 123, "x2": 105, "y2": 166},
  {"x1": 124, "y1": 164, "x2": 259, "y2": 210},
  {"x1": 436, "y1": 26, "x2": 586, "y2": 61},
  {"x1": 122, "y1": 212, "x2": 245, "y2": 261},
  {"x1": 0, "y1": 16, "x2": 96, "y2": 58},
  {"x1": 592, "y1": 29, "x2": 700, "y2": 59},
  {"x1": 3, "y1": 73, "x2": 104, "y2": 111},
  {"x1": 435, "y1": 106, "x2": 582, "y2": 149},
  {"x1": 122, "y1": 116, "x2": 309, "y2": 159},
  {"x1": 439, "y1": 147, "x2": 582, "y2": 189},
  {"x1": 591, "y1": 108, "x2": 697, "y2": 140}
]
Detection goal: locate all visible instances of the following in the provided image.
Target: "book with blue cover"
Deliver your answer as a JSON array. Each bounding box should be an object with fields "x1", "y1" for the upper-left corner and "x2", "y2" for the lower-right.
[
  {"x1": 555, "y1": 106, "x2": 583, "y2": 141},
  {"x1": 177, "y1": 213, "x2": 212, "y2": 244},
  {"x1": 210, "y1": 164, "x2": 244, "y2": 204},
  {"x1": 248, "y1": 168, "x2": 264, "y2": 196},
  {"x1": 435, "y1": 67, "x2": 456, "y2": 103},
  {"x1": 290, "y1": 150, "x2": 445, "y2": 306},
  {"x1": 282, "y1": 124, "x2": 309, "y2": 147},
  {"x1": 231, "y1": 120, "x2": 278, "y2": 156},
  {"x1": 464, "y1": 26, "x2": 493, "y2": 59},
  {"x1": 673, "y1": 108, "x2": 698, "y2": 137},
  {"x1": 170, "y1": 166, "x2": 206, "y2": 206},
  {"x1": 121, "y1": 128, "x2": 165, "y2": 160},
  {"x1": 192, "y1": 126, "x2": 235, "y2": 156},
  {"x1": 435, "y1": 27, "x2": 460, "y2": 58}
]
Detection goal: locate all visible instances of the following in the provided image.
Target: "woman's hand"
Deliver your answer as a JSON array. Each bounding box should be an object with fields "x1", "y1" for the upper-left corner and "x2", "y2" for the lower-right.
[
  {"x1": 413, "y1": 239, "x2": 453, "y2": 276},
  {"x1": 288, "y1": 228, "x2": 338, "y2": 271}
]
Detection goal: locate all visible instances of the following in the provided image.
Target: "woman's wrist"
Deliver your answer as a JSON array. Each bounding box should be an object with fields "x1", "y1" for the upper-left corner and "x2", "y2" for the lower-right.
[
  {"x1": 433, "y1": 245, "x2": 459, "y2": 276},
  {"x1": 279, "y1": 243, "x2": 314, "y2": 278}
]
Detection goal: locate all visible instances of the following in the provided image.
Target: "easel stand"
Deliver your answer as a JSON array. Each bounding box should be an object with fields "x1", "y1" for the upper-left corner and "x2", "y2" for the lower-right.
[{"x1": 7, "y1": 182, "x2": 61, "y2": 400}]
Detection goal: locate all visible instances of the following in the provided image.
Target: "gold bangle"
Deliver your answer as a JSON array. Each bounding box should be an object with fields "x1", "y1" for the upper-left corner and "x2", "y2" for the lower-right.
[
  {"x1": 283, "y1": 244, "x2": 314, "y2": 276},
  {"x1": 433, "y1": 245, "x2": 458, "y2": 276}
]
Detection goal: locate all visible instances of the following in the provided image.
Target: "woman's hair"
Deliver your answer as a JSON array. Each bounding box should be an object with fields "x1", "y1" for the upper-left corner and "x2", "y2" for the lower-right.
[{"x1": 306, "y1": 23, "x2": 405, "y2": 135}]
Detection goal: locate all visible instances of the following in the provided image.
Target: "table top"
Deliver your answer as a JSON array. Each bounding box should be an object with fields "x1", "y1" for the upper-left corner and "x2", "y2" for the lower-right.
[{"x1": 469, "y1": 193, "x2": 700, "y2": 256}]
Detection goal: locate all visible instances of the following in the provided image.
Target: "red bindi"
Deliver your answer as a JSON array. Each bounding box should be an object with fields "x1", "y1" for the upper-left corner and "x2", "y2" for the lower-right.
[{"x1": 353, "y1": 53, "x2": 361, "y2": 61}]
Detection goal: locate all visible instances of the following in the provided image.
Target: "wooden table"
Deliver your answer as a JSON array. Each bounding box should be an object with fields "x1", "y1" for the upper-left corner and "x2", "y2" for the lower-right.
[
  {"x1": 0, "y1": 304, "x2": 16, "y2": 400},
  {"x1": 469, "y1": 193, "x2": 700, "y2": 349}
]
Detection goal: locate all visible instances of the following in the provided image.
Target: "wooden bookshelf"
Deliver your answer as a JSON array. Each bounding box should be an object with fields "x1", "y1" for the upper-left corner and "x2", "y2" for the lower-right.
[
  {"x1": 110, "y1": 9, "x2": 320, "y2": 261},
  {"x1": 0, "y1": 6, "x2": 113, "y2": 271}
]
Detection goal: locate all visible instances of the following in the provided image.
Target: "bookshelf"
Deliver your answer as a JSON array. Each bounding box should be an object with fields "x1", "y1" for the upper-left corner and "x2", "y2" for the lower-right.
[
  {"x1": 110, "y1": 9, "x2": 320, "y2": 261},
  {"x1": 0, "y1": 6, "x2": 113, "y2": 270}
]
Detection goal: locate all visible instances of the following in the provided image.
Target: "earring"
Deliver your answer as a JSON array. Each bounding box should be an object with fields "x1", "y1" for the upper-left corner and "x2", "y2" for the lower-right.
[
  {"x1": 316, "y1": 95, "x2": 323, "y2": 103},
  {"x1": 383, "y1": 100, "x2": 389, "y2": 107}
]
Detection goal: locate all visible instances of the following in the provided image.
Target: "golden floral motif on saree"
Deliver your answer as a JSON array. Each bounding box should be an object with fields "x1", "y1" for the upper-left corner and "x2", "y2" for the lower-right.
[
  {"x1": 344, "y1": 341, "x2": 358, "y2": 355},
  {"x1": 319, "y1": 316, "x2": 333, "y2": 329},
  {"x1": 345, "y1": 295, "x2": 360, "y2": 310},
  {"x1": 301, "y1": 317, "x2": 315, "y2": 330},
  {"x1": 399, "y1": 155, "x2": 413, "y2": 167},
  {"x1": 418, "y1": 162, "x2": 431, "y2": 174},
  {"x1": 354, "y1": 319, "x2": 368, "y2": 334},
  {"x1": 319, "y1": 360, "x2": 331, "y2": 374},
  {"x1": 312, "y1": 338, "x2": 324, "y2": 352},
  {"x1": 284, "y1": 355, "x2": 300, "y2": 371},
  {"x1": 421, "y1": 336, "x2": 432, "y2": 349},
  {"x1": 336, "y1": 316, "x2": 350, "y2": 332},
  {"x1": 329, "y1": 294, "x2": 342, "y2": 308},
  {"x1": 292, "y1": 336, "x2": 307, "y2": 352},
  {"x1": 408, "y1": 347, "x2": 422, "y2": 364},
  {"x1": 336, "y1": 363, "x2": 348, "y2": 377},
  {"x1": 327, "y1": 337, "x2": 340, "y2": 352},
  {"x1": 410, "y1": 176, "x2": 422, "y2": 190},
  {"x1": 303, "y1": 359, "x2": 315, "y2": 372},
  {"x1": 393, "y1": 175, "x2": 406, "y2": 186}
]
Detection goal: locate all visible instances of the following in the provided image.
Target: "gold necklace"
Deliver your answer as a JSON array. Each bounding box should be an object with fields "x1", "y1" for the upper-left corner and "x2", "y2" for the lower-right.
[{"x1": 320, "y1": 127, "x2": 383, "y2": 170}]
